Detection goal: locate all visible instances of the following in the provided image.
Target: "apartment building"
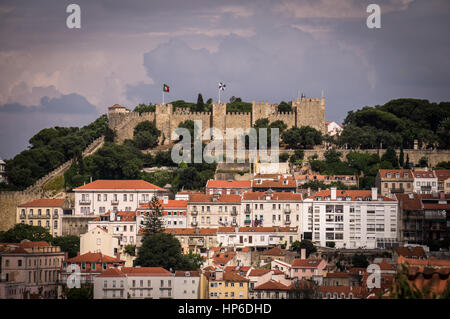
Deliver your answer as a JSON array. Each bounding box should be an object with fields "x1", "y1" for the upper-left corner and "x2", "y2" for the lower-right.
[
  {"x1": 80, "y1": 226, "x2": 120, "y2": 258},
  {"x1": 0, "y1": 241, "x2": 65, "y2": 299},
  {"x1": 216, "y1": 226, "x2": 299, "y2": 249},
  {"x1": 395, "y1": 193, "x2": 424, "y2": 244},
  {"x1": 93, "y1": 267, "x2": 174, "y2": 299},
  {"x1": 435, "y1": 169, "x2": 450, "y2": 193},
  {"x1": 412, "y1": 170, "x2": 438, "y2": 194},
  {"x1": 295, "y1": 174, "x2": 358, "y2": 188},
  {"x1": 74, "y1": 179, "x2": 167, "y2": 216},
  {"x1": 241, "y1": 191, "x2": 303, "y2": 228},
  {"x1": 137, "y1": 199, "x2": 187, "y2": 229},
  {"x1": 412, "y1": 169, "x2": 438, "y2": 194},
  {"x1": 16, "y1": 199, "x2": 70, "y2": 237},
  {"x1": 61, "y1": 252, "x2": 125, "y2": 286},
  {"x1": 376, "y1": 169, "x2": 414, "y2": 197},
  {"x1": 187, "y1": 194, "x2": 241, "y2": 228},
  {"x1": 88, "y1": 211, "x2": 143, "y2": 248},
  {"x1": 302, "y1": 188, "x2": 399, "y2": 249},
  {"x1": 206, "y1": 180, "x2": 252, "y2": 195},
  {"x1": 173, "y1": 270, "x2": 200, "y2": 299},
  {"x1": 203, "y1": 269, "x2": 249, "y2": 299},
  {"x1": 164, "y1": 228, "x2": 218, "y2": 254}
]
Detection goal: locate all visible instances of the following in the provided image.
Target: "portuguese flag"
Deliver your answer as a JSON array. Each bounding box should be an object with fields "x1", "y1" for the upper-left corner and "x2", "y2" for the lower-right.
[{"x1": 163, "y1": 84, "x2": 170, "y2": 92}]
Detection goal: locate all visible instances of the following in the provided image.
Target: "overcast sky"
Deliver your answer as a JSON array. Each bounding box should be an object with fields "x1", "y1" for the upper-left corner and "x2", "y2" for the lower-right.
[{"x1": 0, "y1": 0, "x2": 449, "y2": 158}]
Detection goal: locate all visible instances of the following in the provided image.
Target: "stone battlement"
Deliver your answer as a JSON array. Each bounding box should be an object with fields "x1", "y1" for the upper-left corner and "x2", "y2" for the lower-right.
[{"x1": 109, "y1": 97, "x2": 326, "y2": 145}]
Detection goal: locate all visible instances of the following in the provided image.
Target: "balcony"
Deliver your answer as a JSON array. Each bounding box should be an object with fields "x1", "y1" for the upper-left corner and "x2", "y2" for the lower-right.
[
  {"x1": 191, "y1": 221, "x2": 198, "y2": 226},
  {"x1": 19, "y1": 214, "x2": 26, "y2": 219},
  {"x1": 284, "y1": 207, "x2": 291, "y2": 214},
  {"x1": 244, "y1": 219, "x2": 251, "y2": 225},
  {"x1": 53, "y1": 213, "x2": 59, "y2": 218},
  {"x1": 245, "y1": 207, "x2": 251, "y2": 214},
  {"x1": 79, "y1": 200, "x2": 91, "y2": 205},
  {"x1": 231, "y1": 221, "x2": 237, "y2": 226},
  {"x1": 188, "y1": 238, "x2": 204, "y2": 246},
  {"x1": 139, "y1": 200, "x2": 150, "y2": 205},
  {"x1": 390, "y1": 188, "x2": 405, "y2": 193},
  {"x1": 111, "y1": 199, "x2": 119, "y2": 205},
  {"x1": 284, "y1": 220, "x2": 291, "y2": 225},
  {"x1": 231, "y1": 210, "x2": 238, "y2": 216},
  {"x1": 191, "y1": 210, "x2": 198, "y2": 216}
]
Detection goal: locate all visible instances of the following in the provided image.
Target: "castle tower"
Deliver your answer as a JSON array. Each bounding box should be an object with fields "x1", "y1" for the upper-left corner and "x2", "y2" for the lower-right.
[
  {"x1": 107, "y1": 104, "x2": 130, "y2": 130},
  {"x1": 155, "y1": 103, "x2": 173, "y2": 145},
  {"x1": 212, "y1": 101, "x2": 227, "y2": 138},
  {"x1": 292, "y1": 96, "x2": 326, "y2": 134},
  {"x1": 251, "y1": 100, "x2": 274, "y2": 126}
]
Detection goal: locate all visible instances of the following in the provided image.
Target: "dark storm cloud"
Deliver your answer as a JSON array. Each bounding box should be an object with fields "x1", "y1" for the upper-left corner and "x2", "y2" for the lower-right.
[{"x1": 0, "y1": 93, "x2": 98, "y2": 114}]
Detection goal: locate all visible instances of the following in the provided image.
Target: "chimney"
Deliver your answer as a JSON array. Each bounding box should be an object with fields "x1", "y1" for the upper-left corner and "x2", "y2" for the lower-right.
[
  {"x1": 163, "y1": 197, "x2": 168, "y2": 204},
  {"x1": 215, "y1": 269, "x2": 223, "y2": 281},
  {"x1": 371, "y1": 187, "x2": 377, "y2": 201},
  {"x1": 300, "y1": 248, "x2": 306, "y2": 260},
  {"x1": 110, "y1": 210, "x2": 116, "y2": 221},
  {"x1": 330, "y1": 187, "x2": 337, "y2": 200},
  {"x1": 117, "y1": 252, "x2": 120, "y2": 260}
]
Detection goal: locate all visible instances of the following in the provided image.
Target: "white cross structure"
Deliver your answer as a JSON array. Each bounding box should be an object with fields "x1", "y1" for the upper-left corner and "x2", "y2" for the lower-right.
[{"x1": 218, "y1": 82, "x2": 226, "y2": 102}]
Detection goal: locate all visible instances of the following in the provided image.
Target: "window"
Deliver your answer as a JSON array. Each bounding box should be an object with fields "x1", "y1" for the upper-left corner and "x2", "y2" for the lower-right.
[{"x1": 124, "y1": 194, "x2": 127, "y2": 201}]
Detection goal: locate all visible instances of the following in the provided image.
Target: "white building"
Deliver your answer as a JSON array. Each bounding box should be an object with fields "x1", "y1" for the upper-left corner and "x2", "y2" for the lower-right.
[
  {"x1": 137, "y1": 199, "x2": 187, "y2": 228},
  {"x1": 326, "y1": 121, "x2": 343, "y2": 137},
  {"x1": 74, "y1": 179, "x2": 167, "y2": 216},
  {"x1": 412, "y1": 170, "x2": 438, "y2": 194},
  {"x1": 93, "y1": 267, "x2": 174, "y2": 299},
  {"x1": 88, "y1": 211, "x2": 144, "y2": 248},
  {"x1": 0, "y1": 158, "x2": 6, "y2": 183},
  {"x1": 217, "y1": 226, "x2": 299, "y2": 249},
  {"x1": 241, "y1": 191, "x2": 303, "y2": 228},
  {"x1": 187, "y1": 194, "x2": 242, "y2": 228},
  {"x1": 302, "y1": 188, "x2": 399, "y2": 249},
  {"x1": 80, "y1": 226, "x2": 120, "y2": 257},
  {"x1": 172, "y1": 270, "x2": 201, "y2": 299}
]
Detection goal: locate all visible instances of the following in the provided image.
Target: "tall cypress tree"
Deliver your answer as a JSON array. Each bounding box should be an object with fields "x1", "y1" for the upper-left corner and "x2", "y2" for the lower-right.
[
  {"x1": 399, "y1": 148, "x2": 405, "y2": 168},
  {"x1": 404, "y1": 154, "x2": 411, "y2": 169},
  {"x1": 196, "y1": 93, "x2": 204, "y2": 112}
]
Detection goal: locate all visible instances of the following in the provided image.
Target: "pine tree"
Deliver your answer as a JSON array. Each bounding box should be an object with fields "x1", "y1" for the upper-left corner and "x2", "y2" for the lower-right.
[{"x1": 143, "y1": 195, "x2": 165, "y2": 236}]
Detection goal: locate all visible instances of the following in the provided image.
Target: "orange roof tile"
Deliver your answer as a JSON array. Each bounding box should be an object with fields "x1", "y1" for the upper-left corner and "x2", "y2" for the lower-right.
[
  {"x1": 121, "y1": 267, "x2": 171, "y2": 276},
  {"x1": 262, "y1": 247, "x2": 285, "y2": 256},
  {"x1": 394, "y1": 246, "x2": 427, "y2": 259},
  {"x1": 174, "y1": 270, "x2": 200, "y2": 277},
  {"x1": 67, "y1": 252, "x2": 124, "y2": 263},
  {"x1": 378, "y1": 169, "x2": 413, "y2": 179},
  {"x1": 18, "y1": 199, "x2": 65, "y2": 207},
  {"x1": 292, "y1": 258, "x2": 325, "y2": 268},
  {"x1": 74, "y1": 179, "x2": 163, "y2": 190},
  {"x1": 254, "y1": 280, "x2": 291, "y2": 291},
  {"x1": 206, "y1": 180, "x2": 252, "y2": 188},
  {"x1": 242, "y1": 192, "x2": 302, "y2": 201},
  {"x1": 188, "y1": 194, "x2": 242, "y2": 203},
  {"x1": 248, "y1": 269, "x2": 272, "y2": 276},
  {"x1": 434, "y1": 170, "x2": 450, "y2": 182}
]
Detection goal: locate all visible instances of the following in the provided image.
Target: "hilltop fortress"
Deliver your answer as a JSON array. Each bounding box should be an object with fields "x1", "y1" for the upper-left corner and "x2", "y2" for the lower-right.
[{"x1": 108, "y1": 97, "x2": 326, "y2": 144}]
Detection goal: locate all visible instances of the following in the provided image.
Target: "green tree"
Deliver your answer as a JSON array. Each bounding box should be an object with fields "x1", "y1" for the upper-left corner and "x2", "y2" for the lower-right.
[
  {"x1": 0, "y1": 224, "x2": 53, "y2": 243},
  {"x1": 277, "y1": 101, "x2": 293, "y2": 113},
  {"x1": 195, "y1": 93, "x2": 205, "y2": 112},
  {"x1": 282, "y1": 126, "x2": 323, "y2": 149},
  {"x1": 124, "y1": 244, "x2": 136, "y2": 256},
  {"x1": 51, "y1": 235, "x2": 80, "y2": 258},
  {"x1": 290, "y1": 239, "x2": 317, "y2": 257},
  {"x1": 399, "y1": 148, "x2": 405, "y2": 168},
  {"x1": 65, "y1": 286, "x2": 93, "y2": 299},
  {"x1": 279, "y1": 153, "x2": 290, "y2": 162},
  {"x1": 351, "y1": 253, "x2": 369, "y2": 268},
  {"x1": 133, "y1": 121, "x2": 161, "y2": 150},
  {"x1": 381, "y1": 148, "x2": 399, "y2": 168},
  {"x1": 135, "y1": 232, "x2": 199, "y2": 270},
  {"x1": 418, "y1": 156, "x2": 429, "y2": 167},
  {"x1": 404, "y1": 154, "x2": 411, "y2": 169}
]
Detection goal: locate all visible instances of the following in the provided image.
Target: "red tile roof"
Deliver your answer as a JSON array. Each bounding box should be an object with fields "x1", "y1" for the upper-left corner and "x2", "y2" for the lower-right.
[
  {"x1": 378, "y1": 169, "x2": 413, "y2": 179},
  {"x1": 398, "y1": 256, "x2": 450, "y2": 268},
  {"x1": 206, "y1": 180, "x2": 252, "y2": 188},
  {"x1": 248, "y1": 269, "x2": 272, "y2": 277},
  {"x1": 423, "y1": 203, "x2": 450, "y2": 210},
  {"x1": 121, "y1": 267, "x2": 171, "y2": 276},
  {"x1": 18, "y1": 199, "x2": 66, "y2": 207},
  {"x1": 242, "y1": 192, "x2": 302, "y2": 201},
  {"x1": 254, "y1": 280, "x2": 291, "y2": 291},
  {"x1": 319, "y1": 286, "x2": 368, "y2": 298},
  {"x1": 74, "y1": 179, "x2": 163, "y2": 190},
  {"x1": 252, "y1": 177, "x2": 297, "y2": 189},
  {"x1": 325, "y1": 272, "x2": 350, "y2": 278},
  {"x1": 262, "y1": 247, "x2": 285, "y2": 256},
  {"x1": 308, "y1": 189, "x2": 395, "y2": 201},
  {"x1": 67, "y1": 252, "x2": 124, "y2": 263},
  {"x1": 188, "y1": 194, "x2": 242, "y2": 203},
  {"x1": 96, "y1": 267, "x2": 126, "y2": 278},
  {"x1": 413, "y1": 171, "x2": 437, "y2": 179},
  {"x1": 138, "y1": 200, "x2": 187, "y2": 210},
  {"x1": 404, "y1": 266, "x2": 450, "y2": 296},
  {"x1": 394, "y1": 246, "x2": 427, "y2": 259},
  {"x1": 222, "y1": 271, "x2": 249, "y2": 282},
  {"x1": 395, "y1": 193, "x2": 423, "y2": 211},
  {"x1": 292, "y1": 258, "x2": 325, "y2": 268},
  {"x1": 434, "y1": 170, "x2": 450, "y2": 182}
]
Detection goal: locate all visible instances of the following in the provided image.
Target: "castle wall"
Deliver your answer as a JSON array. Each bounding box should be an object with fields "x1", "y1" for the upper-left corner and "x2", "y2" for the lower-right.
[{"x1": 0, "y1": 191, "x2": 44, "y2": 231}]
